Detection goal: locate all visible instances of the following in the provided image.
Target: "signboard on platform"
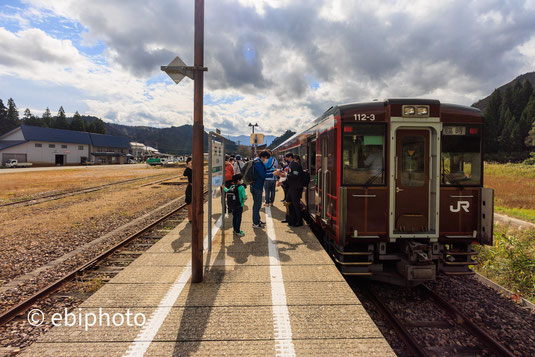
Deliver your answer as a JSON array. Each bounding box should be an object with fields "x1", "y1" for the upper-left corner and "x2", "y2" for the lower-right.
[
  {"x1": 211, "y1": 140, "x2": 223, "y2": 196},
  {"x1": 250, "y1": 133, "x2": 264, "y2": 145}
]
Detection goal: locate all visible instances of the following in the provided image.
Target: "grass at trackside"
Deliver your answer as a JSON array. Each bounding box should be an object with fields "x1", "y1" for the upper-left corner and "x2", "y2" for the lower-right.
[
  {"x1": 495, "y1": 206, "x2": 535, "y2": 224},
  {"x1": 485, "y1": 162, "x2": 535, "y2": 179},
  {"x1": 474, "y1": 226, "x2": 535, "y2": 303},
  {"x1": 479, "y1": 162, "x2": 535, "y2": 303},
  {"x1": 484, "y1": 162, "x2": 535, "y2": 223}
]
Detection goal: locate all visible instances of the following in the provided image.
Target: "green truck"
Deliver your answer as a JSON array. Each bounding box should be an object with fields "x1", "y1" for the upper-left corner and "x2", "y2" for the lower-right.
[{"x1": 146, "y1": 158, "x2": 168, "y2": 166}]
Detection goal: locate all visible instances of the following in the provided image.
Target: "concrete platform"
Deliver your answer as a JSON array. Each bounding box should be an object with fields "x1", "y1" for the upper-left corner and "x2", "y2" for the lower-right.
[{"x1": 22, "y1": 189, "x2": 394, "y2": 356}]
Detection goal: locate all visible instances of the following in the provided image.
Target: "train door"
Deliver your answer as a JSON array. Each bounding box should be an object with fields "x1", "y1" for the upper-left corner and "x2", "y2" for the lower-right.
[
  {"x1": 394, "y1": 130, "x2": 430, "y2": 232},
  {"x1": 319, "y1": 136, "x2": 329, "y2": 221},
  {"x1": 307, "y1": 137, "x2": 316, "y2": 216}
]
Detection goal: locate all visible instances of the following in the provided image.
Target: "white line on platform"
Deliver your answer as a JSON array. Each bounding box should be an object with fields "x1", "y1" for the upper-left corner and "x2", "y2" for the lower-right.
[
  {"x1": 123, "y1": 216, "x2": 222, "y2": 357},
  {"x1": 265, "y1": 206, "x2": 296, "y2": 357}
]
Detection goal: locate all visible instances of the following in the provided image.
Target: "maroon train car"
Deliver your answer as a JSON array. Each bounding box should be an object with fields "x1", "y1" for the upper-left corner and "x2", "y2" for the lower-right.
[{"x1": 274, "y1": 99, "x2": 494, "y2": 286}]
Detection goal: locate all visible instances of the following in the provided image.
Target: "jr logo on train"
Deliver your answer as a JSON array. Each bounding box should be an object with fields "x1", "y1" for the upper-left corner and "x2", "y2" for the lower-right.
[{"x1": 274, "y1": 99, "x2": 494, "y2": 286}]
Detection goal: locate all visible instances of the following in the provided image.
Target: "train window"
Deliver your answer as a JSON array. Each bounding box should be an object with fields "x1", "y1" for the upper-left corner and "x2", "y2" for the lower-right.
[
  {"x1": 342, "y1": 124, "x2": 385, "y2": 186},
  {"x1": 441, "y1": 128, "x2": 482, "y2": 186},
  {"x1": 401, "y1": 136, "x2": 426, "y2": 186}
]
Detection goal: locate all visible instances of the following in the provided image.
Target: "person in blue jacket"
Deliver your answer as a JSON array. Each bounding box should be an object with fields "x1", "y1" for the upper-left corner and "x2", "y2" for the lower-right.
[
  {"x1": 251, "y1": 150, "x2": 270, "y2": 228},
  {"x1": 263, "y1": 151, "x2": 278, "y2": 206}
]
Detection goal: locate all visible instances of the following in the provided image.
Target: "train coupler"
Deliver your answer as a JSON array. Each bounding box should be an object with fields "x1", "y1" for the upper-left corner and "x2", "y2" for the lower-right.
[{"x1": 396, "y1": 240, "x2": 436, "y2": 282}]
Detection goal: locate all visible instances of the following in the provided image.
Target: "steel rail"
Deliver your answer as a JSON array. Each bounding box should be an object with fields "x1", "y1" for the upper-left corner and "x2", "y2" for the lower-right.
[
  {"x1": 0, "y1": 173, "x2": 178, "y2": 208},
  {"x1": 364, "y1": 288, "x2": 430, "y2": 357},
  {"x1": 419, "y1": 285, "x2": 515, "y2": 357},
  {"x1": 0, "y1": 191, "x2": 206, "y2": 326},
  {"x1": 139, "y1": 175, "x2": 182, "y2": 187},
  {"x1": 364, "y1": 283, "x2": 516, "y2": 357}
]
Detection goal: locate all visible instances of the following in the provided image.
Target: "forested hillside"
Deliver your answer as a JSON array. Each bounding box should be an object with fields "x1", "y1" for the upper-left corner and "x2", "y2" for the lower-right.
[
  {"x1": 268, "y1": 130, "x2": 296, "y2": 149},
  {"x1": 0, "y1": 98, "x2": 237, "y2": 154},
  {"x1": 479, "y1": 79, "x2": 535, "y2": 161},
  {"x1": 0, "y1": 100, "x2": 105, "y2": 135},
  {"x1": 104, "y1": 122, "x2": 237, "y2": 154}
]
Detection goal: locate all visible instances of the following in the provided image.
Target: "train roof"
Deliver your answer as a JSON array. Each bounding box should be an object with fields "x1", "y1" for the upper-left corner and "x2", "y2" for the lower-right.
[
  {"x1": 273, "y1": 99, "x2": 482, "y2": 151},
  {"x1": 441, "y1": 103, "x2": 482, "y2": 115}
]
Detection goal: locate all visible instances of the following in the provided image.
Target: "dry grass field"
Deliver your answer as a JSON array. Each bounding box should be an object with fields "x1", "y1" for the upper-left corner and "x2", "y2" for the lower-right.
[
  {"x1": 0, "y1": 165, "x2": 190, "y2": 286},
  {"x1": 0, "y1": 165, "x2": 181, "y2": 204},
  {"x1": 484, "y1": 163, "x2": 535, "y2": 222}
]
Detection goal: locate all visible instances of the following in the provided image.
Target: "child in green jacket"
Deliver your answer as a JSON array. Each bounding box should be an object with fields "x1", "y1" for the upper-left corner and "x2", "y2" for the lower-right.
[{"x1": 223, "y1": 174, "x2": 247, "y2": 236}]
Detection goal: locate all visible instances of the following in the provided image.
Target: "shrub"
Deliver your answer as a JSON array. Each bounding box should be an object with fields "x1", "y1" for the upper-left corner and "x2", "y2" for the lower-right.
[
  {"x1": 475, "y1": 225, "x2": 535, "y2": 302},
  {"x1": 522, "y1": 152, "x2": 535, "y2": 165}
]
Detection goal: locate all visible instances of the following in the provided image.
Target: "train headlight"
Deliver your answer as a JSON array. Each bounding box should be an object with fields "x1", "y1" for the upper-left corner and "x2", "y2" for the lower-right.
[
  {"x1": 416, "y1": 106, "x2": 429, "y2": 116},
  {"x1": 402, "y1": 105, "x2": 430, "y2": 117},
  {"x1": 403, "y1": 106, "x2": 415, "y2": 116}
]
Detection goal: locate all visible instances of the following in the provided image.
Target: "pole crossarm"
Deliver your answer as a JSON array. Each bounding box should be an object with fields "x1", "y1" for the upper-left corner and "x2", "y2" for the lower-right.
[
  {"x1": 160, "y1": 66, "x2": 207, "y2": 81},
  {"x1": 161, "y1": 65, "x2": 208, "y2": 72}
]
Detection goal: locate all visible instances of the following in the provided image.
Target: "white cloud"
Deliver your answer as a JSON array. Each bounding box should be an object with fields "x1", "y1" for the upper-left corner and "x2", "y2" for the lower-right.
[
  {"x1": 518, "y1": 36, "x2": 535, "y2": 71},
  {"x1": 1, "y1": 0, "x2": 535, "y2": 136}
]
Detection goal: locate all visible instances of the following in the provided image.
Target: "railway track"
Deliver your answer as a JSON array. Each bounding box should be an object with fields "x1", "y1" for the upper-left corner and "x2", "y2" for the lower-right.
[
  {"x1": 363, "y1": 282, "x2": 515, "y2": 357},
  {"x1": 0, "y1": 173, "x2": 180, "y2": 208},
  {"x1": 0, "y1": 190, "x2": 205, "y2": 327}
]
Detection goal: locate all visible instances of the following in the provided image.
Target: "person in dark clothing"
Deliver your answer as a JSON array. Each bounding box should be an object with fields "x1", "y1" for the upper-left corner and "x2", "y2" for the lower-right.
[
  {"x1": 294, "y1": 155, "x2": 304, "y2": 200},
  {"x1": 283, "y1": 152, "x2": 303, "y2": 227},
  {"x1": 183, "y1": 157, "x2": 193, "y2": 223},
  {"x1": 279, "y1": 161, "x2": 289, "y2": 202},
  {"x1": 251, "y1": 151, "x2": 270, "y2": 228}
]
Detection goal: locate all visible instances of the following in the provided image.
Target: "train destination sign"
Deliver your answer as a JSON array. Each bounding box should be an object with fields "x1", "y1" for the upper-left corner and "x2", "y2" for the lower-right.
[{"x1": 443, "y1": 126, "x2": 466, "y2": 135}]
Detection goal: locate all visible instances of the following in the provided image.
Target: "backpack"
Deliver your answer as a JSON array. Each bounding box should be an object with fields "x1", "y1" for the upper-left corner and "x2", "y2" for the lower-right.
[
  {"x1": 242, "y1": 161, "x2": 255, "y2": 185},
  {"x1": 226, "y1": 185, "x2": 241, "y2": 212},
  {"x1": 300, "y1": 169, "x2": 311, "y2": 187}
]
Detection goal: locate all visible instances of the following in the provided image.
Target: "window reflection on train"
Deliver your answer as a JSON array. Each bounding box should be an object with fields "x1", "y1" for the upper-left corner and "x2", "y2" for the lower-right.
[
  {"x1": 342, "y1": 124, "x2": 385, "y2": 186},
  {"x1": 402, "y1": 136, "x2": 425, "y2": 187},
  {"x1": 441, "y1": 127, "x2": 482, "y2": 186}
]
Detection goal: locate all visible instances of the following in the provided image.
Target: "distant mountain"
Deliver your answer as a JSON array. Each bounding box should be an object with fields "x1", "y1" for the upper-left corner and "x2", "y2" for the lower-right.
[
  {"x1": 225, "y1": 134, "x2": 277, "y2": 146},
  {"x1": 268, "y1": 130, "x2": 296, "y2": 149},
  {"x1": 104, "y1": 122, "x2": 237, "y2": 155},
  {"x1": 472, "y1": 72, "x2": 535, "y2": 111}
]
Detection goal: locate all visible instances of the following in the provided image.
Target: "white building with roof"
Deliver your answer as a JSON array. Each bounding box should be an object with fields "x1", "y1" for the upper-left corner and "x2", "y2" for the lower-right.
[{"x1": 0, "y1": 125, "x2": 131, "y2": 166}]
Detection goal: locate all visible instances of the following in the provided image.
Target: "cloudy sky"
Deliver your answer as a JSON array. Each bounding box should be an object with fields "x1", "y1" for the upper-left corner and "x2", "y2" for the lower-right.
[{"x1": 1, "y1": 0, "x2": 535, "y2": 136}]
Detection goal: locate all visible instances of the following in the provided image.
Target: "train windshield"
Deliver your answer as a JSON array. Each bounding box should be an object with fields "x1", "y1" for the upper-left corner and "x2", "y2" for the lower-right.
[
  {"x1": 342, "y1": 124, "x2": 386, "y2": 185},
  {"x1": 441, "y1": 126, "x2": 482, "y2": 186}
]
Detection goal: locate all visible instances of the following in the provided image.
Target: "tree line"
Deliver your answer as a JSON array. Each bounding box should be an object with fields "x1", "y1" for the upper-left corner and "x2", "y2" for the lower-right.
[
  {"x1": 483, "y1": 79, "x2": 535, "y2": 159},
  {"x1": 0, "y1": 97, "x2": 106, "y2": 136}
]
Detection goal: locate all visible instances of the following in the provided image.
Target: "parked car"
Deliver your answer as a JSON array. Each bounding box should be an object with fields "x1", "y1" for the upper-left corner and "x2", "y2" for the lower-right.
[{"x1": 5, "y1": 159, "x2": 33, "y2": 168}]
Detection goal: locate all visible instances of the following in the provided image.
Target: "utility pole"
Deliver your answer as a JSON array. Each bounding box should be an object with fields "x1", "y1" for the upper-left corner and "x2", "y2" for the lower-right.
[
  {"x1": 162, "y1": 1, "x2": 206, "y2": 283},
  {"x1": 191, "y1": 0, "x2": 205, "y2": 283}
]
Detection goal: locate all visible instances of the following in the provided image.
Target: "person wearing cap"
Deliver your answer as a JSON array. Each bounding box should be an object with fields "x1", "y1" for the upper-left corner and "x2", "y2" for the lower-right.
[{"x1": 234, "y1": 154, "x2": 244, "y2": 175}]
